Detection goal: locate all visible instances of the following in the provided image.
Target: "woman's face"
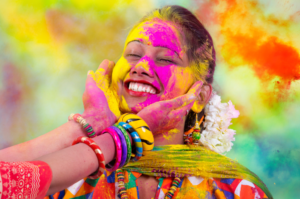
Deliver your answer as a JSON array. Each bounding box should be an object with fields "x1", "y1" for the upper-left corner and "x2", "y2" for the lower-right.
[{"x1": 112, "y1": 19, "x2": 195, "y2": 113}]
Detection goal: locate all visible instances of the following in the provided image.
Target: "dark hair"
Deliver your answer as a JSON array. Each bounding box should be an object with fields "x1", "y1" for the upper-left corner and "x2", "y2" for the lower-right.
[{"x1": 137, "y1": 5, "x2": 216, "y2": 131}]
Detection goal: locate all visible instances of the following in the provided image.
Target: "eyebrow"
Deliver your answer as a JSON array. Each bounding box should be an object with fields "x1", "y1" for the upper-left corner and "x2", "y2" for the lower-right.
[
  {"x1": 126, "y1": 40, "x2": 182, "y2": 61},
  {"x1": 126, "y1": 40, "x2": 142, "y2": 46}
]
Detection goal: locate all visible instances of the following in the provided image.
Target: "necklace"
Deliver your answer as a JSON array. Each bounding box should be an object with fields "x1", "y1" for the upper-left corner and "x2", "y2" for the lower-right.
[
  {"x1": 116, "y1": 169, "x2": 182, "y2": 199},
  {"x1": 164, "y1": 177, "x2": 181, "y2": 198}
]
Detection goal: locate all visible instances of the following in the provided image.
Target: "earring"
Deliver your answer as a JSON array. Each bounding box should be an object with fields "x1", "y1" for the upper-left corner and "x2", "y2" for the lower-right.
[
  {"x1": 192, "y1": 114, "x2": 200, "y2": 145},
  {"x1": 184, "y1": 128, "x2": 193, "y2": 145},
  {"x1": 184, "y1": 114, "x2": 204, "y2": 145}
]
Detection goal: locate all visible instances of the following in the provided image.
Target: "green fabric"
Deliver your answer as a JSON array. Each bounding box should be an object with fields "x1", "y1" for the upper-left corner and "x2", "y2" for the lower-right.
[
  {"x1": 85, "y1": 178, "x2": 99, "y2": 187},
  {"x1": 125, "y1": 172, "x2": 138, "y2": 190}
]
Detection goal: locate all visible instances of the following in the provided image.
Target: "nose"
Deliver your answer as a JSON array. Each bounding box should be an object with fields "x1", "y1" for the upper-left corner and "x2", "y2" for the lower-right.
[{"x1": 130, "y1": 59, "x2": 155, "y2": 78}]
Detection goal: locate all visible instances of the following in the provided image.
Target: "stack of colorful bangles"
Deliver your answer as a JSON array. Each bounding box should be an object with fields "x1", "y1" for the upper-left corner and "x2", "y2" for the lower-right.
[{"x1": 69, "y1": 113, "x2": 154, "y2": 179}]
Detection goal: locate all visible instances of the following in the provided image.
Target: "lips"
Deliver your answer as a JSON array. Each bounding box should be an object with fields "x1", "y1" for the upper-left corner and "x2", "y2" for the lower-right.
[
  {"x1": 124, "y1": 79, "x2": 160, "y2": 96},
  {"x1": 129, "y1": 82, "x2": 156, "y2": 94}
]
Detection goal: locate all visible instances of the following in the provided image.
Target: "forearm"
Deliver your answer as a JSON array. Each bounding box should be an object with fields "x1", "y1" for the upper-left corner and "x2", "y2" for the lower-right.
[
  {"x1": 0, "y1": 121, "x2": 85, "y2": 162},
  {"x1": 38, "y1": 133, "x2": 116, "y2": 195}
]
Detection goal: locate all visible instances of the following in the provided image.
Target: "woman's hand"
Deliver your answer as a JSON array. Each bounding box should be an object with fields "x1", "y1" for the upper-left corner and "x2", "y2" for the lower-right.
[
  {"x1": 82, "y1": 60, "x2": 121, "y2": 133},
  {"x1": 137, "y1": 81, "x2": 203, "y2": 135}
]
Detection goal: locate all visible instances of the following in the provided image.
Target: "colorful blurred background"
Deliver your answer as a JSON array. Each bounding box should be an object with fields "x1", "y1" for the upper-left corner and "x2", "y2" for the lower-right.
[{"x1": 0, "y1": 0, "x2": 299, "y2": 198}]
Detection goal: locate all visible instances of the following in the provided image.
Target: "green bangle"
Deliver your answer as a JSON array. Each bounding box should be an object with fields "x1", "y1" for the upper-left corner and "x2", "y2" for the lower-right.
[{"x1": 114, "y1": 124, "x2": 132, "y2": 166}]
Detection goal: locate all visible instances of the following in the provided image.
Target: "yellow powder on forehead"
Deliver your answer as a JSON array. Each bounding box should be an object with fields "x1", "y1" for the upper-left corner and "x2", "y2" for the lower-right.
[{"x1": 124, "y1": 21, "x2": 151, "y2": 45}]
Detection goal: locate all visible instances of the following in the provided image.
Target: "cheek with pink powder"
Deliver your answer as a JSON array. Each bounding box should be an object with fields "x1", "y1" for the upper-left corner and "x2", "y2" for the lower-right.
[{"x1": 131, "y1": 63, "x2": 193, "y2": 113}]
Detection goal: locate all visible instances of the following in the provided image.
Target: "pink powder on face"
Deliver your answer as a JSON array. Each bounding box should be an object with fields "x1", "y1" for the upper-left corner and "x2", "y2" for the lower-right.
[
  {"x1": 122, "y1": 20, "x2": 193, "y2": 113},
  {"x1": 142, "y1": 20, "x2": 182, "y2": 58}
]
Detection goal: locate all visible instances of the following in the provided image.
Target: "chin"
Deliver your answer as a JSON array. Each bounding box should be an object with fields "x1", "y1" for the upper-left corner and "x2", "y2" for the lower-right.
[{"x1": 119, "y1": 97, "x2": 158, "y2": 114}]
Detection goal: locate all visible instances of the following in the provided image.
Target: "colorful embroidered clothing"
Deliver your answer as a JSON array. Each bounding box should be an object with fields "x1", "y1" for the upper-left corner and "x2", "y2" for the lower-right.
[
  {"x1": 0, "y1": 161, "x2": 52, "y2": 199},
  {"x1": 47, "y1": 171, "x2": 268, "y2": 199},
  {"x1": 47, "y1": 145, "x2": 272, "y2": 199}
]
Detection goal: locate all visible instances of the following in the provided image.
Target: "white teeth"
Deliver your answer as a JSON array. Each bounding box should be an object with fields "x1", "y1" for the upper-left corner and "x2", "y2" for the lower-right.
[
  {"x1": 138, "y1": 86, "x2": 142, "y2": 92},
  {"x1": 128, "y1": 82, "x2": 156, "y2": 94},
  {"x1": 134, "y1": 84, "x2": 138, "y2": 91}
]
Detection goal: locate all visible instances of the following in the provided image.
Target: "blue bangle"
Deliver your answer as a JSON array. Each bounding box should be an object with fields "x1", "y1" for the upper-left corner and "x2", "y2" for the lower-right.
[
  {"x1": 118, "y1": 122, "x2": 143, "y2": 162},
  {"x1": 110, "y1": 126, "x2": 127, "y2": 168}
]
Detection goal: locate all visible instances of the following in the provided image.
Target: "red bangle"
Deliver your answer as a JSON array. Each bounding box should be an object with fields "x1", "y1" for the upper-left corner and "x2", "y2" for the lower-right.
[{"x1": 72, "y1": 136, "x2": 105, "y2": 179}]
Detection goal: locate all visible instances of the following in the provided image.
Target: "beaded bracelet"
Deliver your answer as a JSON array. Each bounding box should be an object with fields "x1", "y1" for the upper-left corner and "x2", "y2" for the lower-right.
[
  {"x1": 110, "y1": 126, "x2": 128, "y2": 168},
  {"x1": 165, "y1": 177, "x2": 181, "y2": 198},
  {"x1": 72, "y1": 136, "x2": 105, "y2": 179},
  {"x1": 69, "y1": 113, "x2": 96, "y2": 138},
  {"x1": 118, "y1": 122, "x2": 143, "y2": 162},
  {"x1": 114, "y1": 124, "x2": 132, "y2": 167},
  {"x1": 99, "y1": 127, "x2": 122, "y2": 171},
  {"x1": 118, "y1": 113, "x2": 154, "y2": 151},
  {"x1": 116, "y1": 169, "x2": 128, "y2": 199}
]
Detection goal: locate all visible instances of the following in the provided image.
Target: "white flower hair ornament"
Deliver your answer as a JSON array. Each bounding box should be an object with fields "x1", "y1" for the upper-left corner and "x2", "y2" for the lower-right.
[{"x1": 199, "y1": 91, "x2": 240, "y2": 154}]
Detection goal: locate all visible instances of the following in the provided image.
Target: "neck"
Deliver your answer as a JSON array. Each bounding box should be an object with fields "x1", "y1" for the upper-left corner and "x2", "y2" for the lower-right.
[{"x1": 153, "y1": 120, "x2": 185, "y2": 146}]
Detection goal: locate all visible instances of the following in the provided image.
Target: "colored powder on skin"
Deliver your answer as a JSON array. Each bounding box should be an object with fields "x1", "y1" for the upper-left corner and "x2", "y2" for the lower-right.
[
  {"x1": 141, "y1": 20, "x2": 182, "y2": 54},
  {"x1": 140, "y1": 11, "x2": 211, "y2": 83},
  {"x1": 162, "y1": 128, "x2": 179, "y2": 141},
  {"x1": 160, "y1": 66, "x2": 194, "y2": 101},
  {"x1": 111, "y1": 56, "x2": 132, "y2": 112},
  {"x1": 136, "y1": 59, "x2": 152, "y2": 74},
  {"x1": 90, "y1": 66, "x2": 121, "y2": 118},
  {"x1": 112, "y1": 19, "x2": 197, "y2": 113}
]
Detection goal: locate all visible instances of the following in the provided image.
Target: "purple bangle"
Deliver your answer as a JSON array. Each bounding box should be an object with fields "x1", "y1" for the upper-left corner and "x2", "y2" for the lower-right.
[
  {"x1": 110, "y1": 126, "x2": 127, "y2": 168},
  {"x1": 100, "y1": 127, "x2": 122, "y2": 171}
]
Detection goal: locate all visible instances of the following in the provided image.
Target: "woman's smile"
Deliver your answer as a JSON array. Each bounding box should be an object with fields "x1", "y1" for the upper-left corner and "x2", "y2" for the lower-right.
[
  {"x1": 125, "y1": 81, "x2": 159, "y2": 96},
  {"x1": 112, "y1": 19, "x2": 195, "y2": 113}
]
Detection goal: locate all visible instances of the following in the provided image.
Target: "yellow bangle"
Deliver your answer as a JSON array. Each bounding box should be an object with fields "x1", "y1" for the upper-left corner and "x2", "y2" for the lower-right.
[{"x1": 118, "y1": 113, "x2": 154, "y2": 151}]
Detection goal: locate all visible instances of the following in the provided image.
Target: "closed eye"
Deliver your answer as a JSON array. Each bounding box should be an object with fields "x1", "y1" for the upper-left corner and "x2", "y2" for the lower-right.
[
  {"x1": 157, "y1": 58, "x2": 175, "y2": 64},
  {"x1": 127, "y1": 54, "x2": 142, "y2": 58}
]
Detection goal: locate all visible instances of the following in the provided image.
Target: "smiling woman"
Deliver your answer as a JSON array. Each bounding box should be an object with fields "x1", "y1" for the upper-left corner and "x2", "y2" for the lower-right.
[
  {"x1": 115, "y1": 19, "x2": 194, "y2": 113},
  {"x1": 0, "y1": 5, "x2": 272, "y2": 199}
]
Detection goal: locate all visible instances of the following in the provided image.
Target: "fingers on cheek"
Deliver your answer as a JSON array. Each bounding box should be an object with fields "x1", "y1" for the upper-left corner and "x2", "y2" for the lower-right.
[{"x1": 164, "y1": 102, "x2": 171, "y2": 108}]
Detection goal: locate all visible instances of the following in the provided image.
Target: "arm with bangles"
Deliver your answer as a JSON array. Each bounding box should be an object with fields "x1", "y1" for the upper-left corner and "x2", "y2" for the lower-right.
[
  {"x1": 37, "y1": 93, "x2": 196, "y2": 196},
  {"x1": 0, "y1": 59, "x2": 198, "y2": 162},
  {"x1": 0, "y1": 60, "x2": 117, "y2": 162},
  {"x1": 0, "y1": 60, "x2": 198, "y2": 198}
]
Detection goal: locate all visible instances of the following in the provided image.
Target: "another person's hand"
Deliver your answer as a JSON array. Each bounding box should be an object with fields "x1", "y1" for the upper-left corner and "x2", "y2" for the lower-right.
[
  {"x1": 82, "y1": 60, "x2": 121, "y2": 133},
  {"x1": 137, "y1": 81, "x2": 203, "y2": 135}
]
